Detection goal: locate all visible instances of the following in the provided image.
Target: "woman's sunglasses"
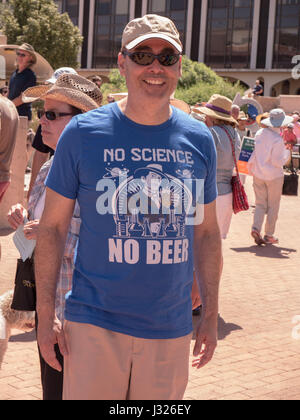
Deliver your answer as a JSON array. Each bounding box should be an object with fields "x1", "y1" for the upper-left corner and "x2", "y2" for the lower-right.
[
  {"x1": 38, "y1": 110, "x2": 74, "y2": 121},
  {"x1": 16, "y1": 52, "x2": 27, "y2": 57},
  {"x1": 122, "y1": 51, "x2": 181, "y2": 66}
]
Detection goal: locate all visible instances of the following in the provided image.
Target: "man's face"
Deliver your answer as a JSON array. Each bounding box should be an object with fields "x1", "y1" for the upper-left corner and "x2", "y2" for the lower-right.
[
  {"x1": 118, "y1": 38, "x2": 182, "y2": 103},
  {"x1": 16, "y1": 50, "x2": 32, "y2": 68}
]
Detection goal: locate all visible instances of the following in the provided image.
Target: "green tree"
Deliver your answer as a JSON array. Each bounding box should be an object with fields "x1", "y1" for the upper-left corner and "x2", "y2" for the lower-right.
[
  {"x1": 101, "y1": 56, "x2": 244, "y2": 105},
  {"x1": 176, "y1": 56, "x2": 244, "y2": 105},
  {"x1": 0, "y1": 0, "x2": 83, "y2": 69}
]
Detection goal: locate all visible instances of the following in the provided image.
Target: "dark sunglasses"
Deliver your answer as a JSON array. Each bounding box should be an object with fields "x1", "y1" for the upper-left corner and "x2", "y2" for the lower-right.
[
  {"x1": 122, "y1": 51, "x2": 181, "y2": 66},
  {"x1": 38, "y1": 109, "x2": 74, "y2": 121},
  {"x1": 16, "y1": 52, "x2": 27, "y2": 57}
]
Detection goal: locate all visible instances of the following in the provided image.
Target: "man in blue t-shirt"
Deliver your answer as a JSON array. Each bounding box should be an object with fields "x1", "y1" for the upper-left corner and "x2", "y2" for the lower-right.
[{"x1": 35, "y1": 14, "x2": 222, "y2": 400}]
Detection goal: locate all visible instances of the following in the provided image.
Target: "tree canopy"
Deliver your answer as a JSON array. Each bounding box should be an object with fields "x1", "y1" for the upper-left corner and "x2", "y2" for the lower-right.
[{"x1": 0, "y1": 0, "x2": 83, "y2": 70}]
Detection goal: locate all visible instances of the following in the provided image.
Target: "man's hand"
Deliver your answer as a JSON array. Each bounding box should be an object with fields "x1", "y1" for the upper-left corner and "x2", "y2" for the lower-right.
[
  {"x1": 37, "y1": 317, "x2": 68, "y2": 372},
  {"x1": 192, "y1": 314, "x2": 218, "y2": 369}
]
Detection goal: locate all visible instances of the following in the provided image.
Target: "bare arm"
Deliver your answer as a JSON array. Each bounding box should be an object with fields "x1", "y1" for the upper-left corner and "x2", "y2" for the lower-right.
[
  {"x1": 12, "y1": 95, "x2": 23, "y2": 107},
  {"x1": 192, "y1": 200, "x2": 222, "y2": 369},
  {"x1": 35, "y1": 187, "x2": 75, "y2": 371}
]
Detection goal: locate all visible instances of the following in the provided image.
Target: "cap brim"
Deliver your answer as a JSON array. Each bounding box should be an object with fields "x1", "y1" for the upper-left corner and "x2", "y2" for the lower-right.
[
  {"x1": 125, "y1": 33, "x2": 182, "y2": 53},
  {"x1": 46, "y1": 77, "x2": 56, "y2": 84}
]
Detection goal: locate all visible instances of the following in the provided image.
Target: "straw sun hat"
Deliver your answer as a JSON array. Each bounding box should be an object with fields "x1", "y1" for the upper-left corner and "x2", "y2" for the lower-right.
[
  {"x1": 191, "y1": 94, "x2": 238, "y2": 125},
  {"x1": 170, "y1": 98, "x2": 191, "y2": 114},
  {"x1": 22, "y1": 73, "x2": 102, "y2": 112}
]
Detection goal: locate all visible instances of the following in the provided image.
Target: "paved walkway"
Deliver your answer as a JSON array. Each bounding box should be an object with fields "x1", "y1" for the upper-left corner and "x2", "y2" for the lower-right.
[{"x1": 0, "y1": 177, "x2": 299, "y2": 400}]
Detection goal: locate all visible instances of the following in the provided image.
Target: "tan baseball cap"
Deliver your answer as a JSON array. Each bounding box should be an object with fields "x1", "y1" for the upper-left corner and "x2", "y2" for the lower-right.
[
  {"x1": 122, "y1": 14, "x2": 183, "y2": 53},
  {"x1": 18, "y1": 43, "x2": 37, "y2": 65}
]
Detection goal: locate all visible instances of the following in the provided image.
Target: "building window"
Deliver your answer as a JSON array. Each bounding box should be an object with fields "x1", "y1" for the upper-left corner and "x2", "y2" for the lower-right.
[
  {"x1": 273, "y1": 0, "x2": 300, "y2": 69},
  {"x1": 205, "y1": 0, "x2": 254, "y2": 69},
  {"x1": 93, "y1": 0, "x2": 130, "y2": 68},
  {"x1": 55, "y1": 0, "x2": 79, "y2": 26},
  {"x1": 147, "y1": 0, "x2": 187, "y2": 52},
  {"x1": 256, "y1": 0, "x2": 270, "y2": 69}
]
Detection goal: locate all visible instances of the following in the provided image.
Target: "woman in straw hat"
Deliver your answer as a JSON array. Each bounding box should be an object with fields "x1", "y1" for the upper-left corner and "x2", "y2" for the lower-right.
[
  {"x1": 248, "y1": 108, "x2": 292, "y2": 245},
  {"x1": 192, "y1": 94, "x2": 241, "y2": 239},
  {"x1": 7, "y1": 73, "x2": 102, "y2": 400},
  {"x1": 8, "y1": 43, "x2": 37, "y2": 121}
]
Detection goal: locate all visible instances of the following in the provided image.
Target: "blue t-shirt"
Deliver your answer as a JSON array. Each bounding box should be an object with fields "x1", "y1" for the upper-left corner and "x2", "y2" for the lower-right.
[
  {"x1": 46, "y1": 103, "x2": 217, "y2": 339},
  {"x1": 8, "y1": 68, "x2": 36, "y2": 120}
]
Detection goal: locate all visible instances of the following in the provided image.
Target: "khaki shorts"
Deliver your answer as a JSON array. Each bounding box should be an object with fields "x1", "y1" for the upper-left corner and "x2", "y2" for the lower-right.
[{"x1": 63, "y1": 320, "x2": 192, "y2": 400}]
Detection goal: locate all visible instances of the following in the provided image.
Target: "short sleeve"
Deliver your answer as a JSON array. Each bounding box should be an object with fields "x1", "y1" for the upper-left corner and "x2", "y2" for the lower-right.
[
  {"x1": 45, "y1": 117, "x2": 81, "y2": 199},
  {"x1": 203, "y1": 132, "x2": 218, "y2": 204}
]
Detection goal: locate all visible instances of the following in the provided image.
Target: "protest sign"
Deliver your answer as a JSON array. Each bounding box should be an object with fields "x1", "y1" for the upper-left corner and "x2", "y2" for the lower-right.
[{"x1": 237, "y1": 136, "x2": 255, "y2": 175}]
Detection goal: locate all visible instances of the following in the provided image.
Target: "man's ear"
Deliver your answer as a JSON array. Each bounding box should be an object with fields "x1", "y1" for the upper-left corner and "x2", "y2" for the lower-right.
[{"x1": 118, "y1": 52, "x2": 126, "y2": 77}]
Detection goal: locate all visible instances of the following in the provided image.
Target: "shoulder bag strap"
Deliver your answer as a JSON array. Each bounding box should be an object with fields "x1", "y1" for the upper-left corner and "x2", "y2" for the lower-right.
[{"x1": 219, "y1": 126, "x2": 240, "y2": 178}]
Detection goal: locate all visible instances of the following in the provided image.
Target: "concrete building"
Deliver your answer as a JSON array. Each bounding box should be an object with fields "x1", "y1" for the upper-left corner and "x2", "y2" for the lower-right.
[
  {"x1": 1, "y1": 0, "x2": 299, "y2": 96},
  {"x1": 54, "y1": 0, "x2": 300, "y2": 97}
]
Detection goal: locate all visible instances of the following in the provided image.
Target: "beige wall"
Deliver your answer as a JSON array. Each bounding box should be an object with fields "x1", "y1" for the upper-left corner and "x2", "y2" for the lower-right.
[{"x1": 215, "y1": 69, "x2": 300, "y2": 97}]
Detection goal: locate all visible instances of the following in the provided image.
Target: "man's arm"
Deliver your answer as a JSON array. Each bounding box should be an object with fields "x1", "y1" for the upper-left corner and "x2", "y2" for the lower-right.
[
  {"x1": 12, "y1": 95, "x2": 23, "y2": 107},
  {"x1": 257, "y1": 87, "x2": 263, "y2": 95},
  {"x1": 35, "y1": 187, "x2": 75, "y2": 371},
  {"x1": 192, "y1": 199, "x2": 222, "y2": 369}
]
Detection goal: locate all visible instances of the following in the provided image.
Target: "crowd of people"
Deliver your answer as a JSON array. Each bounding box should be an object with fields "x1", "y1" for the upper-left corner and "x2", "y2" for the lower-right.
[{"x1": 0, "y1": 13, "x2": 299, "y2": 401}]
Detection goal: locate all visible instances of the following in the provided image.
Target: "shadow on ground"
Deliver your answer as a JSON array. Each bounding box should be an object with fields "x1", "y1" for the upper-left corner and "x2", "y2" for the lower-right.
[
  {"x1": 231, "y1": 245, "x2": 297, "y2": 259},
  {"x1": 0, "y1": 228, "x2": 14, "y2": 237},
  {"x1": 192, "y1": 314, "x2": 242, "y2": 341},
  {"x1": 9, "y1": 329, "x2": 36, "y2": 343}
]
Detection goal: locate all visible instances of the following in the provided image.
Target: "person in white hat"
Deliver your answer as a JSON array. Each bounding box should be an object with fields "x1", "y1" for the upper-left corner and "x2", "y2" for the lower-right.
[
  {"x1": 35, "y1": 14, "x2": 221, "y2": 400},
  {"x1": 248, "y1": 108, "x2": 292, "y2": 245}
]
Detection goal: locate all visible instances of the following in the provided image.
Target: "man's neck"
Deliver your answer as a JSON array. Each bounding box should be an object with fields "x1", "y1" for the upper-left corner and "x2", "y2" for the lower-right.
[
  {"x1": 118, "y1": 96, "x2": 172, "y2": 126},
  {"x1": 17, "y1": 64, "x2": 28, "y2": 73}
]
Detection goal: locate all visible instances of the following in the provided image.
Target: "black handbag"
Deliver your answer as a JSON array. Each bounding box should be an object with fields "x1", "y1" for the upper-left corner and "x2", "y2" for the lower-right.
[
  {"x1": 11, "y1": 257, "x2": 36, "y2": 311},
  {"x1": 282, "y1": 171, "x2": 298, "y2": 196}
]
